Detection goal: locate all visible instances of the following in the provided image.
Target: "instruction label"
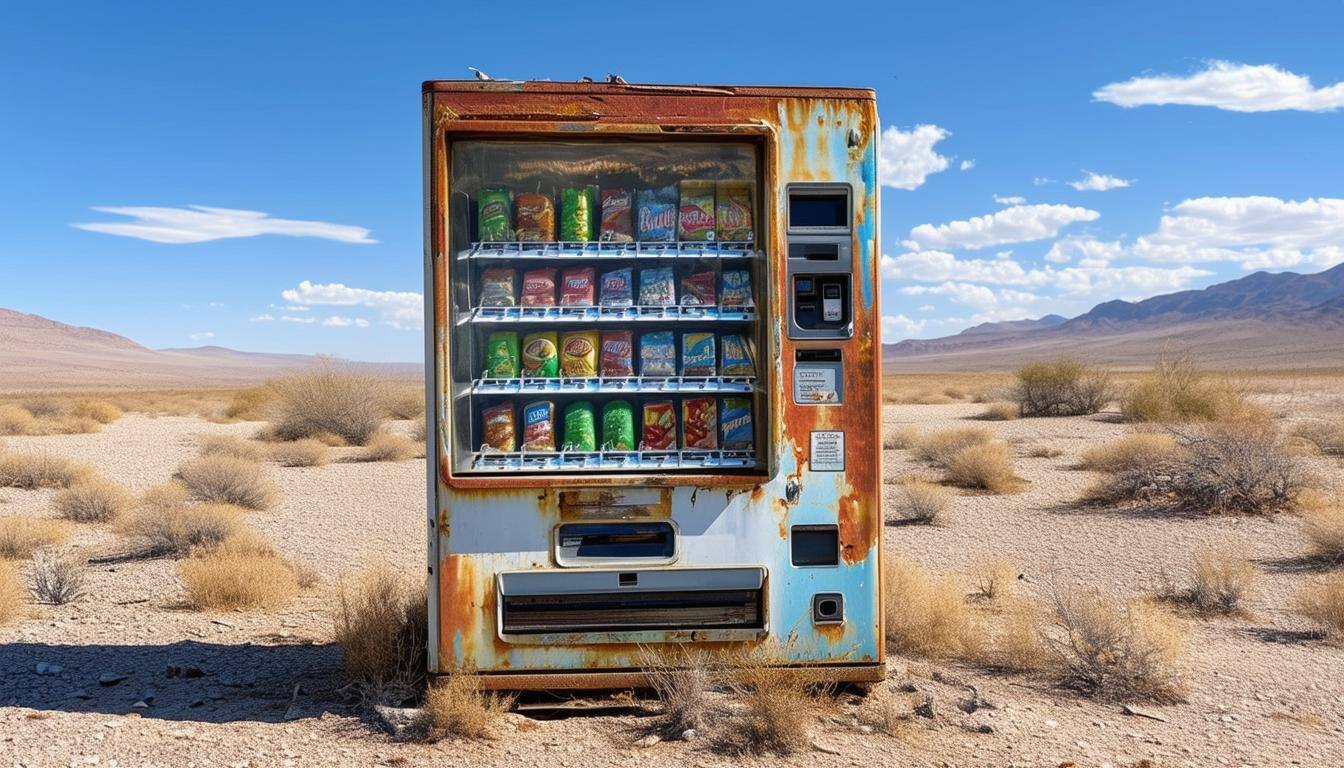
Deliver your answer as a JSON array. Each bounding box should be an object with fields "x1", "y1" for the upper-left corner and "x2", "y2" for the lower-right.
[
  {"x1": 794, "y1": 365, "x2": 842, "y2": 404},
  {"x1": 810, "y1": 430, "x2": 845, "y2": 472}
]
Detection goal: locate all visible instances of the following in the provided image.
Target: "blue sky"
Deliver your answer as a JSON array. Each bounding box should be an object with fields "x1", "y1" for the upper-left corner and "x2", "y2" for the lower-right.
[{"x1": 3, "y1": 1, "x2": 1342, "y2": 361}]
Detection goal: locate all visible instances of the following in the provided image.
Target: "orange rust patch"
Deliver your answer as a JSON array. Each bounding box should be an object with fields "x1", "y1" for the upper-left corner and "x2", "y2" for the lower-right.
[{"x1": 438, "y1": 554, "x2": 483, "y2": 665}]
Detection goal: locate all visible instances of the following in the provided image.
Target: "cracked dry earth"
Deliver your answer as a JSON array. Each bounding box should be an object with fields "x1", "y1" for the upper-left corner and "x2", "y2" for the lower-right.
[{"x1": 2, "y1": 394, "x2": 1343, "y2": 767}]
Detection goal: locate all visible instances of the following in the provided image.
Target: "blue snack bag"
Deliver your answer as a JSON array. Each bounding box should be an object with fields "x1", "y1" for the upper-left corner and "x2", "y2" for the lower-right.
[
  {"x1": 639, "y1": 331, "x2": 677, "y2": 377},
  {"x1": 681, "y1": 332, "x2": 717, "y2": 377},
  {"x1": 721, "y1": 398, "x2": 754, "y2": 450},
  {"x1": 637, "y1": 186, "x2": 677, "y2": 241}
]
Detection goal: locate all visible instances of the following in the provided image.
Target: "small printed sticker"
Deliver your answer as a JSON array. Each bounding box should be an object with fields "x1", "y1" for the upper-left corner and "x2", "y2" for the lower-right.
[{"x1": 810, "y1": 430, "x2": 844, "y2": 472}]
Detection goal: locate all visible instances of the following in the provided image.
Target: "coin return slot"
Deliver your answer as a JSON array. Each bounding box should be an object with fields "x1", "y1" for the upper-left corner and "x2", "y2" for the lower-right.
[
  {"x1": 554, "y1": 522, "x2": 676, "y2": 567},
  {"x1": 812, "y1": 593, "x2": 844, "y2": 625},
  {"x1": 618, "y1": 572, "x2": 638, "y2": 587}
]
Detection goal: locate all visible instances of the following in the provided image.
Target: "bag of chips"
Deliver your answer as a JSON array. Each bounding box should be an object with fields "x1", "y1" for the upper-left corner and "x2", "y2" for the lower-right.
[
  {"x1": 600, "y1": 267, "x2": 633, "y2": 307},
  {"x1": 562, "y1": 401, "x2": 597, "y2": 452},
  {"x1": 514, "y1": 193, "x2": 555, "y2": 242},
  {"x1": 681, "y1": 332, "x2": 717, "y2": 377},
  {"x1": 639, "y1": 267, "x2": 675, "y2": 307},
  {"x1": 479, "y1": 268, "x2": 516, "y2": 308},
  {"x1": 642, "y1": 401, "x2": 677, "y2": 451},
  {"x1": 720, "y1": 397, "x2": 754, "y2": 450},
  {"x1": 600, "y1": 188, "x2": 634, "y2": 243},
  {"x1": 521, "y1": 332, "x2": 559, "y2": 378},
  {"x1": 521, "y1": 401, "x2": 556, "y2": 451},
  {"x1": 559, "y1": 266, "x2": 595, "y2": 306},
  {"x1": 682, "y1": 397, "x2": 718, "y2": 450},
  {"x1": 678, "y1": 181, "x2": 715, "y2": 241},
  {"x1": 639, "y1": 331, "x2": 676, "y2": 377},
  {"x1": 559, "y1": 331, "x2": 599, "y2": 377},
  {"x1": 560, "y1": 187, "x2": 596, "y2": 241},
  {"x1": 602, "y1": 400, "x2": 635, "y2": 452},
  {"x1": 481, "y1": 403, "x2": 516, "y2": 452},
  {"x1": 483, "y1": 331, "x2": 519, "y2": 378},
  {"x1": 637, "y1": 186, "x2": 677, "y2": 241},
  {"x1": 715, "y1": 181, "x2": 754, "y2": 242},
  {"x1": 600, "y1": 330, "x2": 634, "y2": 377},
  {"x1": 718, "y1": 334, "x2": 755, "y2": 377},
  {"x1": 720, "y1": 269, "x2": 754, "y2": 307},
  {"x1": 520, "y1": 268, "x2": 556, "y2": 307},
  {"x1": 477, "y1": 188, "x2": 511, "y2": 242},
  {"x1": 680, "y1": 270, "x2": 716, "y2": 306}
]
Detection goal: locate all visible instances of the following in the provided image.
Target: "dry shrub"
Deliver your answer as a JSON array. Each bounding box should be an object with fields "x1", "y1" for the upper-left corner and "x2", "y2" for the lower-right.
[
  {"x1": 1183, "y1": 548, "x2": 1257, "y2": 614},
  {"x1": 266, "y1": 365, "x2": 385, "y2": 445},
  {"x1": 1302, "y1": 499, "x2": 1344, "y2": 563},
  {"x1": 412, "y1": 414, "x2": 428, "y2": 444},
  {"x1": 913, "y1": 426, "x2": 994, "y2": 467},
  {"x1": 70, "y1": 399, "x2": 122, "y2": 424},
  {"x1": 1296, "y1": 572, "x2": 1344, "y2": 642},
  {"x1": 1120, "y1": 351, "x2": 1261, "y2": 423},
  {"x1": 269, "y1": 439, "x2": 330, "y2": 467},
  {"x1": 0, "y1": 561, "x2": 23, "y2": 624},
  {"x1": 1028, "y1": 446, "x2": 1064, "y2": 458},
  {"x1": 1047, "y1": 585, "x2": 1186, "y2": 702},
  {"x1": 118, "y1": 502, "x2": 244, "y2": 558},
  {"x1": 139, "y1": 481, "x2": 191, "y2": 511},
  {"x1": 970, "y1": 557, "x2": 1018, "y2": 601},
  {"x1": 883, "y1": 557, "x2": 977, "y2": 659},
  {"x1": 640, "y1": 647, "x2": 716, "y2": 738},
  {"x1": 0, "y1": 452, "x2": 94, "y2": 489},
  {"x1": 1011, "y1": 358, "x2": 1112, "y2": 417},
  {"x1": 225, "y1": 386, "x2": 273, "y2": 421},
  {"x1": 21, "y1": 398, "x2": 64, "y2": 418},
  {"x1": 883, "y1": 425, "x2": 922, "y2": 451},
  {"x1": 856, "y1": 685, "x2": 915, "y2": 737},
  {"x1": 48, "y1": 415, "x2": 103, "y2": 434},
  {"x1": 946, "y1": 442, "x2": 1020, "y2": 493},
  {"x1": 358, "y1": 431, "x2": 419, "y2": 462},
  {"x1": 174, "y1": 455, "x2": 276, "y2": 510},
  {"x1": 911, "y1": 392, "x2": 956, "y2": 405},
  {"x1": 28, "y1": 551, "x2": 87, "y2": 605},
  {"x1": 720, "y1": 658, "x2": 811, "y2": 756},
  {"x1": 333, "y1": 564, "x2": 428, "y2": 688},
  {"x1": 421, "y1": 673, "x2": 513, "y2": 742},
  {"x1": 0, "y1": 405, "x2": 39, "y2": 436},
  {"x1": 1079, "y1": 433, "x2": 1180, "y2": 473},
  {"x1": 180, "y1": 535, "x2": 299, "y2": 611},
  {"x1": 198, "y1": 434, "x2": 266, "y2": 462},
  {"x1": 383, "y1": 385, "x2": 425, "y2": 420},
  {"x1": 0, "y1": 517, "x2": 72, "y2": 559},
  {"x1": 983, "y1": 599, "x2": 1051, "y2": 672},
  {"x1": 978, "y1": 401, "x2": 1020, "y2": 421},
  {"x1": 942, "y1": 386, "x2": 967, "y2": 400},
  {"x1": 890, "y1": 480, "x2": 951, "y2": 525},
  {"x1": 1289, "y1": 419, "x2": 1344, "y2": 456},
  {"x1": 52, "y1": 477, "x2": 132, "y2": 523}
]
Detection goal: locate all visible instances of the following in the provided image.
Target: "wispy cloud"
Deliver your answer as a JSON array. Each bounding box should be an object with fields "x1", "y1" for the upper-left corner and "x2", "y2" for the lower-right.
[
  {"x1": 959, "y1": 159, "x2": 976, "y2": 171},
  {"x1": 993, "y1": 195, "x2": 1026, "y2": 206},
  {"x1": 879, "y1": 124, "x2": 952, "y2": 190},
  {"x1": 1068, "y1": 171, "x2": 1133, "y2": 192},
  {"x1": 73, "y1": 205, "x2": 376, "y2": 244},
  {"x1": 904, "y1": 204, "x2": 1100, "y2": 251},
  {"x1": 1132, "y1": 195, "x2": 1344, "y2": 269},
  {"x1": 1094, "y1": 61, "x2": 1344, "y2": 113},
  {"x1": 189, "y1": 331, "x2": 215, "y2": 341},
  {"x1": 280, "y1": 280, "x2": 422, "y2": 330}
]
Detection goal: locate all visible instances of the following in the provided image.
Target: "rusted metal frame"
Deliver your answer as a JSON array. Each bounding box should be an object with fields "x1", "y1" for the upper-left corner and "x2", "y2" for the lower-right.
[
  {"x1": 422, "y1": 80, "x2": 877, "y2": 101},
  {"x1": 473, "y1": 663, "x2": 886, "y2": 692}
]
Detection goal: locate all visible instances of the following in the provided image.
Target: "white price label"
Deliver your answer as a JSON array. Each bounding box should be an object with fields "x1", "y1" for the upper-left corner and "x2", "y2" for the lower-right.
[{"x1": 810, "y1": 430, "x2": 845, "y2": 472}]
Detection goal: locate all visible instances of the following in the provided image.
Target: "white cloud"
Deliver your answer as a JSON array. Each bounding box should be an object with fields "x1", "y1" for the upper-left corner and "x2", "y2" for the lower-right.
[
  {"x1": 959, "y1": 159, "x2": 975, "y2": 171},
  {"x1": 189, "y1": 331, "x2": 215, "y2": 341},
  {"x1": 879, "y1": 125, "x2": 951, "y2": 190},
  {"x1": 883, "y1": 251, "x2": 1036, "y2": 284},
  {"x1": 281, "y1": 315, "x2": 317, "y2": 324},
  {"x1": 281, "y1": 280, "x2": 423, "y2": 330},
  {"x1": 1131, "y1": 196, "x2": 1344, "y2": 269},
  {"x1": 993, "y1": 195, "x2": 1025, "y2": 206},
  {"x1": 1067, "y1": 171, "x2": 1133, "y2": 192},
  {"x1": 900, "y1": 282, "x2": 999, "y2": 308},
  {"x1": 1032, "y1": 177, "x2": 1054, "y2": 186},
  {"x1": 881, "y1": 314, "x2": 926, "y2": 339},
  {"x1": 73, "y1": 205, "x2": 376, "y2": 244},
  {"x1": 321, "y1": 316, "x2": 371, "y2": 328},
  {"x1": 250, "y1": 314, "x2": 275, "y2": 322},
  {"x1": 905, "y1": 204, "x2": 1100, "y2": 251},
  {"x1": 1094, "y1": 61, "x2": 1344, "y2": 113},
  {"x1": 1044, "y1": 237, "x2": 1125, "y2": 265},
  {"x1": 271, "y1": 304, "x2": 311, "y2": 312}
]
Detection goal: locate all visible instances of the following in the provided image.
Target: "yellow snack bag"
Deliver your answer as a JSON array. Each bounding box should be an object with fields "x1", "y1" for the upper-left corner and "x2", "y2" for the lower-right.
[{"x1": 559, "y1": 331, "x2": 599, "y2": 377}]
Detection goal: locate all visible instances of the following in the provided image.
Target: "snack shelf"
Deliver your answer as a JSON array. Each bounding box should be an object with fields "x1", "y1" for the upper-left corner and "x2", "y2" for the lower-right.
[
  {"x1": 465, "y1": 375, "x2": 756, "y2": 396},
  {"x1": 460, "y1": 305, "x2": 756, "y2": 325},
  {"x1": 468, "y1": 448, "x2": 758, "y2": 473},
  {"x1": 459, "y1": 241, "x2": 757, "y2": 261}
]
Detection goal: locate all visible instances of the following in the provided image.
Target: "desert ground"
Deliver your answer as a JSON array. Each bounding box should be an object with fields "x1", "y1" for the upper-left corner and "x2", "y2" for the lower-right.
[{"x1": 1, "y1": 374, "x2": 1343, "y2": 768}]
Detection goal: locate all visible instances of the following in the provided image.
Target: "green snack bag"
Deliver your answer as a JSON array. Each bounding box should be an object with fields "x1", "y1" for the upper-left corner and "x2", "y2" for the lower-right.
[
  {"x1": 560, "y1": 187, "x2": 596, "y2": 241},
  {"x1": 477, "y1": 188, "x2": 512, "y2": 242},
  {"x1": 563, "y1": 401, "x2": 597, "y2": 452},
  {"x1": 602, "y1": 400, "x2": 635, "y2": 452},
  {"x1": 483, "y1": 332, "x2": 518, "y2": 378}
]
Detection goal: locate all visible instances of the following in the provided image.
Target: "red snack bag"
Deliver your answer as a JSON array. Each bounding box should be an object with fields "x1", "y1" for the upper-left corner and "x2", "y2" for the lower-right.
[
  {"x1": 520, "y1": 268, "x2": 556, "y2": 307},
  {"x1": 642, "y1": 401, "x2": 677, "y2": 451},
  {"x1": 600, "y1": 188, "x2": 634, "y2": 243},
  {"x1": 680, "y1": 271, "x2": 717, "y2": 306},
  {"x1": 559, "y1": 266, "x2": 595, "y2": 306},
  {"x1": 682, "y1": 397, "x2": 718, "y2": 450},
  {"x1": 600, "y1": 330, "x2": 635, "y2": 377}
]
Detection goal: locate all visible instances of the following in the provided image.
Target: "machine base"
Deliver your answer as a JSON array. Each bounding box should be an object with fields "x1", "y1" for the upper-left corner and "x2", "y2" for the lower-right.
[{"x1": 453, "y1": 662, "x2": 887, "y2": 691}]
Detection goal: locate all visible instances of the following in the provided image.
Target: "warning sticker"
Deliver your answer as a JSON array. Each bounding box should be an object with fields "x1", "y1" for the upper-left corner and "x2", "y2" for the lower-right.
[
  {"x1": 810, "y1": 430, "x2": 845, "y2": 472},
  {"x1": 794, "y1": 366, "x2": 840, "y2": 404}
]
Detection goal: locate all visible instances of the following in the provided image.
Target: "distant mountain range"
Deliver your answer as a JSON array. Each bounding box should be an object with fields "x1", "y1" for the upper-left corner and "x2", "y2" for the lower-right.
[
  {"x1": 0, "y1": 308, "x2": 419, "y2": 391},
  {"x1": 885, "y1": 263, "x2": 1344, "y2": 371}
]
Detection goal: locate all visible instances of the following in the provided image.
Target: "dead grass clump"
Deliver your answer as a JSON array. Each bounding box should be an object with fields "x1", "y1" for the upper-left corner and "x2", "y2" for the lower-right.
[
  {"x1": 913, "y1": 426, "x2": 994, "y2": 467},
  {"x1": 333, "y1": 564, "x2": 428, "y2": 688},
  {"x1": 0, "y1": 561, "x2": 23, "y2": 624},
  {"x1": 0, "y1": 405, "x2": 39, "y2": 436},
  {"x1": 412, "y1": 414, "x2": 427, "y2": 444},
  {"x1": 28, "y1": 551, "x2": 87, "y2": 605},
  {"x1": 1302, "y1": 500, "x2": 1344, "y2": 564},
  {"x1": 1183, "y1": 548, "x2": 1257, "y2": 615},
  {"x1": 1120, "y1": 351, "x2": 1262, "y2": 424},
  {"x1": 0, "y1": 452, "x2": 94, "y2": 489},
  {"x1": 883, "y1": 425, "x2": 922, "y2": 451},
  {"x1": 1296, "y1": 572, "x2": 1344, "y2": 643},
  {"x1": 946, "y1": 442, "x2": 1020, "y2": 493},
  {"x1": 383, "y1": 386, "x2": 425, "y2": 421},
  {"x1": 47, "y1": 416, "x2": 103, "y2": 435},
  {"x1": 720, "y1": 659, "x2": 811, "y2": 756},
  {"x1": 1047, "y1": 585, "x2": 1186, "y2": 702},
  {"x1": 117, "y1": 502, "x2": 244, "y2": 558},
  {"x1": 978, "y1": 401, "x2": 1020, "y2": 421},
  {"x1": 1028, "y1": 446, "x2": 1064, "y2": 458},
  {"x1": 269, "y1": 439, "x2": 330, "y2": 467},
  {"x1": 910, "y1": 391, "x2": 956, "y2": 405},
  {"x1": 970, "y1": 557, "x2": 1019, "y2": 601},
  {"x1": 358, "y1": 431, "x2": 419, "y2": 462},
  {"x1": 1289, "y1": 419, "x2": 1344, "y2": 456},
  {"x1": 883, "y1": 557, "x2": 977, "y2": 659},
  {"x1": 983, "y1": 599, "x2": 1051, "y2": 672},
  {"x1": 266, "y1": 365, "x2": 386, "y2": 445},
  {"x1": 198, "y1": 434, "x2": 267, "y2": 462},
  {"x1": 174, "y1": 455, "x2": 276, "y2": 510},
  {"x1": 640, "y1": 647, "x2": 716, "y2": 738},
  {"x1": 52, "y1": 477, "x2": 132, "y2": 523},
  {"x1": 1079, "y1": 433, "x2": 1181, "y2": 474},
  {"x1": 21, "y1": 398, "x2": 65, "y2": 418},
  {"x1": 890, "y1": 480, "x2": 952, "y2": 525},
  {"x1": 420, "y1": 673, "x2": 513, "y2": 742},
  {"x1": 1011, "y1": 358, "x2": 1113, "y2": 417},
  {"x1": 70, "y1": 399, "x2": 123, "y2": 424},
  {"x1": 139, "y1": 482, "x2": 192, "y2": 512},
  {"x1": 0, "y1": 517, "x2": 72, "y2": 559},
  {"x1": 224, "y1": 386, "x2": 273, "y2": 421},
  {"x1": 179, "y1": 535, "x2": 299, "y2": 611}
]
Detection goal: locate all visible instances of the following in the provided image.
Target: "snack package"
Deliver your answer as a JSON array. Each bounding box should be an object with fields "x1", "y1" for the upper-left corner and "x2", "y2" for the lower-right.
[
  {"x1": 718, "y1": 334, "x2": 756, "y2": 377},
  {"x1": 682, "y1": 396, "x2": 718, "y2": 450},
  {"x1": 678, "y1": 181, "x2": 716, "y2": 241},
  {"x1": 481, "y1": 403, "x2": 516, "y2": 452},
  {"x1": 600, "y1": 330, "x2": 635, "y2": 377},
  {"x1": 681, "y1": 332, "x2": 717, "y2": 377},
  {"x1": 521, "y1": 401, "x2": 556, "y2": 451},
  {"x1": 639, "y1": 267, "x2": 675, "y2": 307},
  {"x1": 482, "y1": 331, "x2": 519, "y2": 378},
  {"x1": 562, "y1": 401, "x2": 597, "y2": 452},
  {"x1": 560, "y1": 187, "x2": 597, "y2": 241},
  {"x1": 636, "y1": 185, "x2": 677, "y2": 241},
  {"x1": 599, "y1": 187, "x2": 634, "y2": 242},
  {"x1": 514, "y1": 193, "x2": 555, "y2": 242},
  {"x1": 720, "y1": 397, "x2": 754, "y2": 450},
  {"x1": 715, "y1": 181, "x2": 754, "y2": 242},
  {"x1": 719, "y1": 269, "x2": 754, "y2": 307},
  {"x1": 641, "y1": 401, "x2": 677, "y2": 451},
  {"x1": 477, "y1": 188, "x2": 511, "y2": 242},
  {"x1": 559, "y1": 266, "x2": 595, "y2": 306},
  {"x1": 602, "y1": 400, "x2": 635, "y2": 451},
  {"x1": 479, "y1": 268, "x2": 516, "y2": 308},
  {"x1": 680, "y1": 270, "x2": 717, "y2": 306},
  {"x1": 599, "y1": 267, "x2": 633, "y2": 307},
  {"x1": 520, "y1": 268, "x2": 556, "y2": 307},
  {"x1": 521, "y1": 332, "x2": 559, "y2": 378},
  {"x1": 639, "y1": 331, "x2": 677, "y2": 377},
  {"x1": 559, "y1": 331, "x2": 599, "y2": 377}
]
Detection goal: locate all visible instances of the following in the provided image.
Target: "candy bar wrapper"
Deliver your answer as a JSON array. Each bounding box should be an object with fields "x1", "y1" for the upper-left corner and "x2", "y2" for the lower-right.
[
  {"x1": 682, "y1": 396, "x2": 718, "y2": 450},
  {"x1": 479, "y1": 267, "x2": 516, "y2": 308},
  {"x1": 483, "y1": 331, "x2": 519, "y2": 379},
  {"x1": 678, "y1": 181, "x2": 716, "y2": 241},
  {"x1": 720, "y1": 398, "x2": 754, "y2": 450},
  {"x1": 477, "y1": 188, "x2": 512, "y2": 242},
  {"x1": 599, "y1": 267, "x2": 633, "y2": 307},
  {"x1": 681, "y1": 332, "x2": 717, "y2": 377},
  {"x1": 680, "y1": 270, "x2": 716, "y2": 306},
  {"x1": 715, "y1": 181, "x2": 754, "y2": 242},
  {"x1": 481, "y1": 403, "x2": 516, "y2": 452},
  {"x1": 559, "y1": 331, "x2": 599, "y2": 377},
  {"x1": 599, "y1": 187, "x2": 634, "y2": 242},
  {"x1": 521, "y1": 332, "x2": 559, "y2": 378},
  {"x1": 639, "y1": 267, "x2": 675, "y2": 307},
  {"x1": 560, "y1": 187, "x2": 597, "y2": 241},
  {"x1": 641, "y1": 401, "x2": 677, "y2": 451},
  {"x1": 559, "y1": 266, "x2": 595, "y2": 306},
  {"x1": 514, "y1": 193, "x2": 555, "y2": 242},
  {"x1": 520, "y1": 268, "x2": 556, "y2": 307},
  {"x1": 521, "y1": 400, "x2": 556, "y2": 452},
  {"x1": 636, "y1": 186, "x2": 677, "y2": 241},
  {"x1": 718, "y1": 334, "x2": 755, "y2": 377},
  {"x1": 719, "y1": 269, "x2": 754, "y2": 307},
  {"x1": 639, "y1": 331, "x2": 677, "y2": 377},
  {"x1": 600, "y1": 330, "x2": 634, "y2": 377}
]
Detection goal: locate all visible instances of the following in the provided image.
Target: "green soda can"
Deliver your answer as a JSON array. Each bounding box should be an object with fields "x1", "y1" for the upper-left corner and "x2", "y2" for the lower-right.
[
  {"x1": 483, "y1": 331, "x2": 519, "y2": 379},
  {"x1": 602, "y1": 400, "x2": 635, "y2": 452},
  {"x1": 563, "y1": 401, "x2": 597, "y2": 452},
  {"x1": 477, "y1": 188, "x2": 512, "y2": 242},
  {"x1": 560, "y1": 187, "x2": 596, "y2": 241}
]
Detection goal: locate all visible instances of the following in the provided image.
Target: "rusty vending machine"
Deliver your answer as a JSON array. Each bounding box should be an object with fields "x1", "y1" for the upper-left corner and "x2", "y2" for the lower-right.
[{"x1": 424, "y1": 80, "x2": 881, "y2": 688}]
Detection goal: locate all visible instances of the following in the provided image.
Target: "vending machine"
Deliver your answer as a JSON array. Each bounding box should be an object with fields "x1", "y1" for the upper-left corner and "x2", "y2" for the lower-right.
[{"x1": 423, "y1": 80, "x2": 882, "y2": 688}]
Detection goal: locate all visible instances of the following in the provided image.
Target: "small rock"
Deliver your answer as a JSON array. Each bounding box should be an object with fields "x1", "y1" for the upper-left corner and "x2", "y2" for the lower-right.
[
  {"x1": 973, "y1": 723, "x2": 994, "y2": 734},
  {"x1": 857, "y1": 724, "x2": 873, "y2": 735},
  {"x1": 138, "y1": 688, "x2": 156, "y2": 705},
  {"x1": 180, "y1": 666, "x2": 204, "y2": 678},
  {"x1": 99, "y1": 673, "x2": 128, "y2": 687},
  {"x1": 35, "y1": 662, "x2": 63, "y2": 675},
  {"x1": 373, "y1": 705, "x2": 422, "y2": 739},
  {"x1": 915, "y1": 698, "x2": 936, "y2": 719},
  {"x1": 897, "y1": 682, "x2": 918, "y2": 693},
  {"x1": 72, "y1": 689, "x2": 93, "y2": 700},
  {"x1": 188, "y1": 699, "x2": 205, "y2": 708},
  {"x1": 1043, "y1": 719, "x2": 1059, "y2": 729},
  {"x1": 811, "y1": 739, "x2": 841, "y2": 755},
  {"x1": 131, "y1": 700, "x2": 149, "y2": 709},
  {"x1": 679, "y1": 728, "x2": 697, "y2": 741},
  {"x1": 634, "y1": 734, "x2": 661, "y2": 748}
]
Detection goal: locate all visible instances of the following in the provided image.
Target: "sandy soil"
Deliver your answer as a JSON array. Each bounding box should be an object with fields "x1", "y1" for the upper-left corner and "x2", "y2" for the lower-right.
[{"x1": 2, "y1": 394, "x2": 1343, "y2": 767}]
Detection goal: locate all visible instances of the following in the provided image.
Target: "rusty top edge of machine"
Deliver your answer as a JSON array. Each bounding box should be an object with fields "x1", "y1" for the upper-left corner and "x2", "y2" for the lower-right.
[{"x1": 422, "y1": 80, "x2": 875, "y2": 100}]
